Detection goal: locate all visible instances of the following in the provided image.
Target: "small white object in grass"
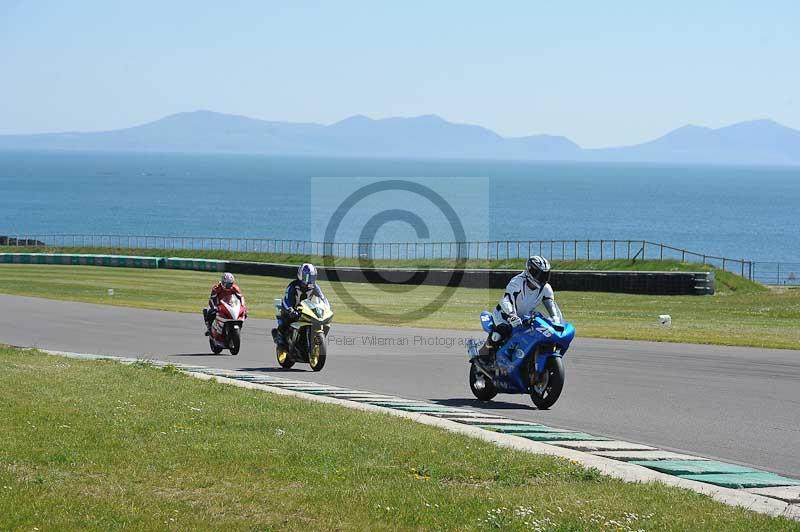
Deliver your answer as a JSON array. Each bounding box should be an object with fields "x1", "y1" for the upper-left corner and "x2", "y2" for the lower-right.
[
  {"x1": 658, "y1": 314, "x2": 672, "y2": 326},
  {"x1": 107, "y1": 288, "x2": 115, "y2": 297}
]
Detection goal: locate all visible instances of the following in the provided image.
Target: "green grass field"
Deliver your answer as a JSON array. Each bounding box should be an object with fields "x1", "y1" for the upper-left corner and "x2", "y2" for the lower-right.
[
  {"x1": 1, "y1": 263, "x2": 798, "y2": 349},
  {"x1": 1, "y1": 347, "x2": 795, "y2": 531}
]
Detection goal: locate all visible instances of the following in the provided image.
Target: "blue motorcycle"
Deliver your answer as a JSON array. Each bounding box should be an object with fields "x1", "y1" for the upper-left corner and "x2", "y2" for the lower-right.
[{"x1": 467, "y1": 311, "x2": 575, "y2": 409}]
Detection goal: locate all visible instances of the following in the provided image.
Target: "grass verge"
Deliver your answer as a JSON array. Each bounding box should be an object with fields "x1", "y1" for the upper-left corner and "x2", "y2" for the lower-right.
[
  {"x1": 1, "y1": 264, "x2": 798, "y2": 349},
  {"x1": 0, "y1": 346, "x2": 796, "y2": 531}
]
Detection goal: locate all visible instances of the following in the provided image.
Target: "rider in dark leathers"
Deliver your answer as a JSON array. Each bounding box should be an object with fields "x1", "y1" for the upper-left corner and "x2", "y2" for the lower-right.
[{"x1": 272, "y1": 263, "x2": 329, "y2": 344}]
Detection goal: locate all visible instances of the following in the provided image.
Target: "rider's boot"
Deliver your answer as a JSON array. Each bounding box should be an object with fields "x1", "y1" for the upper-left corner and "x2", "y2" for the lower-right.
[
  {"x1": 477, "y1": 328, "x2": 506, "y2": 368},
  {"x1": 274, "y1": 320, "x2": 290, "y2": 346},
  {"x1": 203, "y1": 309, "x2": 211, "y2": 336},
  {"x1": 477, "y1": 341, "x2": 496, "y2": 367}
]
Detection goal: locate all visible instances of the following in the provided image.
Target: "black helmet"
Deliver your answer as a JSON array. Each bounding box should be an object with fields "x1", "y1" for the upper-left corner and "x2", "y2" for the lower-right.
[{"x1": 526, "y1": 256, "x2": 551, "y2": 287}]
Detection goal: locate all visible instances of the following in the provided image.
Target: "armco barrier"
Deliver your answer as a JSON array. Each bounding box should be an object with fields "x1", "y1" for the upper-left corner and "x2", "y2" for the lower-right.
[
  {"x1": 1, "y1": 254, "x2": 716, "y2": 295},
  {"x1": 0, "y1": 253, "x2": 161, "y2": 269},
  {"x1": 554, "y1": 270, "x2": 715, "y2": 295},
  {"x1": 163, "y1": 257, "x2": 226, "y2": 272}
]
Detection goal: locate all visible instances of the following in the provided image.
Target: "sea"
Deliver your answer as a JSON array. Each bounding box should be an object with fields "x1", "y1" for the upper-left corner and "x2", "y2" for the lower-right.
[{"x1": 1, "y1": 150, "x2": 798, "y2": 262}]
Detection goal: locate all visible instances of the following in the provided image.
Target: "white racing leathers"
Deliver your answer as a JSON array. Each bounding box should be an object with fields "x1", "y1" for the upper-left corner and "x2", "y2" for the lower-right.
[{"x1": 492, "y1": 272, "x2": 563, "y2": 338}]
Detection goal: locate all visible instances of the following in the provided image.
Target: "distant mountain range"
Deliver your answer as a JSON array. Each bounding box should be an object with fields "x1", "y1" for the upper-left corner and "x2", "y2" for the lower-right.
[{"x1": 1, "y1": 110, "x2": 799, "y2": 165}]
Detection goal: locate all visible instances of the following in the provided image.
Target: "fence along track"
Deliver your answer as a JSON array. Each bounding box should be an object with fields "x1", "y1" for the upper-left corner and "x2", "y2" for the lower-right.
[{"x1": 1, "y1": 233, "x2": 797, "y2": 285}]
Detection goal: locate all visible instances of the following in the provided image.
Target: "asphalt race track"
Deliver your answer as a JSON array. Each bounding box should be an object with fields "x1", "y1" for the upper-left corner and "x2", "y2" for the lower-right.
[{"x1": 2, "y1": 294, "x2": 798, "y2": 478}]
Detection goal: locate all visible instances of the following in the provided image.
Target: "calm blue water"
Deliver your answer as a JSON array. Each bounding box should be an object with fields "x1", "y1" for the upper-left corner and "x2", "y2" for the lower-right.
[{"x1": 1, "y1": 150, "x2": 798, "y2": 262}]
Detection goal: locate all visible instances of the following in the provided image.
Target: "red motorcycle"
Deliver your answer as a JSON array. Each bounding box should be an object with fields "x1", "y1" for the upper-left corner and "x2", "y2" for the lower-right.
[{"x1": 208, "y1": 293, "x2": 247, "y2": 355}]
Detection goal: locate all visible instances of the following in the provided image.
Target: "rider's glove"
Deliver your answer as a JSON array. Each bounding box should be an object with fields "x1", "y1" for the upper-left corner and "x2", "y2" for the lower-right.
[
  {"x1": 508, "y1": 314, "x2": 523, "y2": 328},
  {"x1": 289, "y1": 308, "x2": 300, "y2": 321}
]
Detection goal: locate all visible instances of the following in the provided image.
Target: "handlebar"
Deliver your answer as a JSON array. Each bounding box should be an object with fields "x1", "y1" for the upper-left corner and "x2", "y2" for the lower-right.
[{"x1": 527, "y1": 311, "x2": 565, "y2": 331}]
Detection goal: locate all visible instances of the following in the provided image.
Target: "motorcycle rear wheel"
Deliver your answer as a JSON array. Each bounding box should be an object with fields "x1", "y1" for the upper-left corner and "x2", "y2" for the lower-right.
[
  {"x1": 276, "y1": 343, "x2": 295, "y2": 369},
  {"x1": 209, "y1": 337, "x2": 223, "y2": 355},
  {"x1": 228, "y1": 327, "x2": 241, "y2": 356},
  {"x1": 469, "y1": 363, "x2": 497, "y2": 401},
  {"x1": 530, "y1": 357, "x2": 564, "y2": 409}
]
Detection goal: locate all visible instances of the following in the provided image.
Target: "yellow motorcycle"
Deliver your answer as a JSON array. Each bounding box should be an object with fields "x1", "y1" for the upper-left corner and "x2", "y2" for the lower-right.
[{"x1": 272, "y1": 296, "x2": 333, "y2": 371}]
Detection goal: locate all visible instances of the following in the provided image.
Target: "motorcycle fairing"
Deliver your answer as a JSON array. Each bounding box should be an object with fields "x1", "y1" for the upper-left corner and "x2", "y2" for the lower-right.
[
  {"x1": 492, "y1": 313, "x2": 575, "y2": 394},
  {"x1": 479, "y1": 311, "x2": 494, "y2": 333}
]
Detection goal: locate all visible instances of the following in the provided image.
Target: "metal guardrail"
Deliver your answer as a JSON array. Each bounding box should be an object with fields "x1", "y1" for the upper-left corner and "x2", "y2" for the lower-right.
[
  {"x1": 751, "y1": 262, "x2": 800, "y2": 286},
  {"x1": 3, "y1": 233, "x2": 796, "y2": 284}
]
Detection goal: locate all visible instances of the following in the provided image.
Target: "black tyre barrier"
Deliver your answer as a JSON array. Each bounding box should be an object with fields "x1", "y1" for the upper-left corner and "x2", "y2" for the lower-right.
[
  {"x1": 220, "y1": 260, "x2": 715, "y2": 296},
  {"x1": 1, "y1": 254, "x2": 715, "y2": 295}
]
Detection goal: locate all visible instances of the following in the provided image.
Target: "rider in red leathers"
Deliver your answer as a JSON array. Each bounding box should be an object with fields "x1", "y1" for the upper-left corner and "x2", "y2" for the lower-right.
[{"x1": 204, "y1": 272, "x2": 245, "y2": 334}]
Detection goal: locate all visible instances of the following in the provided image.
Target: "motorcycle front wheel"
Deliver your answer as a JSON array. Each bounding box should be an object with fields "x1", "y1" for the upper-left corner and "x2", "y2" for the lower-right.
[
  {"x1": 308, "y1": 335, "x2": 327, "y2": 372},
  {"x1": 228, "y1": 327, "x2": 241, "y2": 356},
  {"x1": 530, "y1": 356, "x2": 564, "y2": 409},
  {"x1": 469, "y1": 363, "x2": 497, "y2": 401}
]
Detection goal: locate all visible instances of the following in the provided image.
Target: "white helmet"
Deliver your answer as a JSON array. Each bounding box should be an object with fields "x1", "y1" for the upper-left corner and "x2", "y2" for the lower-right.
[
  {"x1": 525, "y1": 256, "x2": 551, "y2": 287},
  {"x1": 297, "y1": 263, "x2": 317, "y2": 288},
  {"x1": 221, "y1": 272, "x2": 235, "y2": 289}
]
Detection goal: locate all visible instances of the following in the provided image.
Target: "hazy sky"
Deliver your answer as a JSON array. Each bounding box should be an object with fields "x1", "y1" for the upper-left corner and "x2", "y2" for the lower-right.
[{"x1": 1, "y1": 1, "x2": 798, "y2": 147}]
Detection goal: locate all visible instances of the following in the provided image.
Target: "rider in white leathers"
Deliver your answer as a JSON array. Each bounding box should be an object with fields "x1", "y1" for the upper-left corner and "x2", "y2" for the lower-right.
[{"x1": 478, "y1": 256, "x2": 563, "y2": 364}]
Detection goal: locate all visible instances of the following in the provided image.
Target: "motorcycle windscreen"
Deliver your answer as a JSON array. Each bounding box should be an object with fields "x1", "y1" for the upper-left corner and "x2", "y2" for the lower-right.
[{"x1": 221, "y1": 295, "x2": 241, "y2": 319}]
